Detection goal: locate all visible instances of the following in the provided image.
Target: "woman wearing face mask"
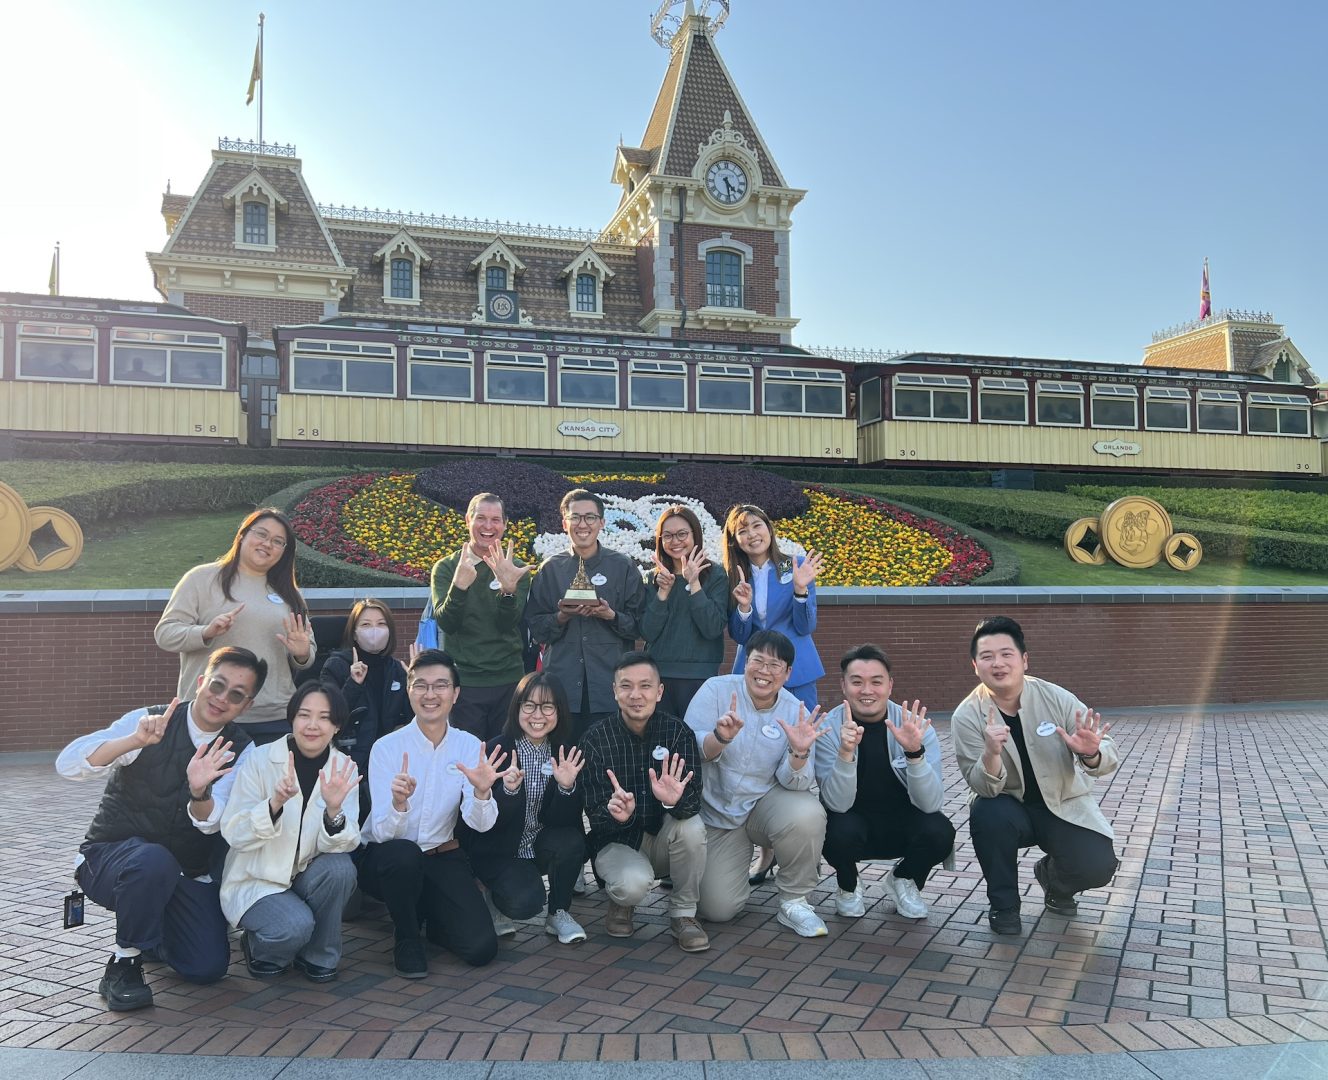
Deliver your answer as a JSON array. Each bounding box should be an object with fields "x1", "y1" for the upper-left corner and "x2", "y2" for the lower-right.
[
  {"x1": 458, "y1": 672, "x2": 588, "y2": 945},
  {"x1": 220, "y1": 681, "x2": 361, "y2": 983},
  {"x1": 322, "y1": 600, "x2": 411, "y2": 782}
]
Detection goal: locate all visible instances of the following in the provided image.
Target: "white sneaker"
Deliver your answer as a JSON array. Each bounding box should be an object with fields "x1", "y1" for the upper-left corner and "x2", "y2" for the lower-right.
[
  {"x1": 572, "y1": 874, "x2": 588, "y2": 896},
  {"x1": 777, "y1": 897, "x2": 828, "y2": 937},
  {"x1": 545, "y1": 909, "x2": 587, "y2": 944},
  {"x1": 484, "y1": 890, "x2": 516, "y2": 937},
  {"x1": 883, "y1": 870, "x2": 929, "y2": 919},
  {"x1": 835, "y1": 887, "x2": 866, "y2": 918}
]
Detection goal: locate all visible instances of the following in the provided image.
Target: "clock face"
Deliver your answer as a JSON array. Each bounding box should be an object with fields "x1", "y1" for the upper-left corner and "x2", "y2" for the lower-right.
[{"x1": 705, "y1": 159, "x2": 748, "y2": 205}]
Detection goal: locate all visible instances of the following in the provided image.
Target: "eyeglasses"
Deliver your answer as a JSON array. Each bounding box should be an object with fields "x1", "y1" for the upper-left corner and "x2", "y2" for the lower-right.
[
  {"x1": 747, "y1": 656, "x2": 787, "y2": 673},
  {"x1": 565, "y1": 513, "x2": 602, "y2": 525},
  {"x1": 204, "y1": 677, "x2": 252, "y2": 706},
  {"x1": 519, "y1": 701, "x2": 558, "y2": 717},
  {"x1": 247, "y1": 526, "x2": 287, "y2": 550},
  {"x1": 661, "y1": 530, "x2": 694, "y2": 543},
  {"x1": 409, "y1": 680, "x2": 454, "y2": 694}
]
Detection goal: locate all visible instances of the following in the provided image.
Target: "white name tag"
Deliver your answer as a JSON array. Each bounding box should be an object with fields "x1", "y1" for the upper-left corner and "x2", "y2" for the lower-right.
[
  {"x1": 761, "y1": 724, "x2": 782, "y2": 740},
  {"x1": 1036, "y1": 721, "x2": 1057, "y2": 737},
  {"x1": 267, "y1": 593, "x2": 284, "y2": 604},
  {"x1": 779, "y1": 573, "x2": 794, "y2": 585},
  {"x1": 591, "y1": 573, "x2": 608, "y2": 586},
  {"x1": 652, "y1": 745, "x2": 668, "y2": 760},
  {"x1": 892, "y1": 756, "x2": 908, "y2": 770},
  {"x1": 390, "y1": 681, "x2": 401, "y2": 691},
  {"x1": 540, "y1": 760, "x2": 555, "y2": 777},
  {"x1": 489, "y1": 579, "x2": 502, "y2": 590}
]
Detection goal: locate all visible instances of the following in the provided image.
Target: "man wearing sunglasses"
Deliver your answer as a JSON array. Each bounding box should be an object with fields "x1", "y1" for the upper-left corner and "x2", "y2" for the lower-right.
[{"x1": 56, "y1": 646, "x2": 267, "y2": 1011}]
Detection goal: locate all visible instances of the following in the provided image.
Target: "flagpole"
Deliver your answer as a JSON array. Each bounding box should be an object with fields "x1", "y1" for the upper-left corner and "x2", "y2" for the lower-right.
[
  {"x1": 56, "y1": 242, "x2": 60, "y2": 295},
  {"x1": 258, "y1": 12, "x2": 265, "y2": 149}
]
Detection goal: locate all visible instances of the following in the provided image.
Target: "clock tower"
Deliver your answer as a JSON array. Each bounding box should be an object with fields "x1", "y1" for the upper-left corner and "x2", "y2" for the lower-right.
[{"x1": 607, "y1": 2, "x2": 805, "y2": 344}]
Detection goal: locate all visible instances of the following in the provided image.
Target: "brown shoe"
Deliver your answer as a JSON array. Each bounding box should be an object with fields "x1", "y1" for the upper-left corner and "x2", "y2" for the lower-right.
[
  {"x1": 605, "y1": 902, "x2": 635, "y2": 937},
  {"x1": 670, "y1": 916, "x2": 710, "y2": 952}
]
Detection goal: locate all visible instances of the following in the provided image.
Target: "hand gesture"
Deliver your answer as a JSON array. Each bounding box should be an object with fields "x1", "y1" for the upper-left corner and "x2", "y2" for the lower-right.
[
  {"x1": 777, "y1": 701, "x2": 829, "y2": 756},
  {"x1": 653, "y1": 559, "x2": 676, "y2": 598},
  {"x1": 681, "y1": 546, "x2": 711, "y2": 590},
  {"x1": 269, "y1": 751, "x2": 299, "y2": 815},
  {"x1": 837, "y1": 704, "x2": 863, "y2": 758},
  {"x1": 409, "y1": 642, "x2": 425, "y2": 665},
  {"x1": 715, "y1": 692, "x2": 745, "y2": 744},
  {"x1": 202, "y1": 604, "x2": 244, "y2": 643},
  {"x1": 792, "y1": 549, "x2": 824, "y2": 591},
  {"x1": 456, "y1": 742, "x2": 508, "y2": 797},
  {"x1": 885, "y1": 699, "x2": 931, "y2": 755},
  {"x1": 649, "y1": 752, "x2": 694, "y2": 806},
  {"x1": 983, "y1": 706, "x2": 1010, "y2": 757},
  {"x1": 605, "y1": 768, "x2": 637, "y2": 823},
  {"x1": 134, "y1": 699, "x2": 178, "y2": 748},
  {"x1": 482, "y1": 540, "x2": 531, "y2": 596},
  {"x1": 502, "y1": 761, "x2": 525, "y2": 794},
  {"x1": 349, "y1": 647, "x2": 368, "y2": 684},
  {"x1": 1060, "y1": 708, "x2": 1110, "y2": 759},
  {"x1": 188, "y1": 734, "x2": 235, "y2": 799},
  {"x1": 391, "y1": 752, "x2": 416, "y2": 811},
  {"x1": 732, "y1": 565, "x2": 753, "y2": 611},
  {"x1": 318, "y1": 756, "x2": 361, "y2": 818},
  {"x1": 453, "y1": 543, "x2": 480, "y2": 590},
  {"x1": 551, "y1": 745, "x2": 584, "y2": 790},
  {"x1": 277, "y1": 612, "x2": 312, "y2": 663}
]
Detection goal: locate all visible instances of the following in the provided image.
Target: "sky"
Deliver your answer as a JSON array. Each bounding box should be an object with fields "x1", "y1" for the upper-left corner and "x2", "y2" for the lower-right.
[{"x1": 2, "y1": 0, "x2": 1324, "y2": 370}]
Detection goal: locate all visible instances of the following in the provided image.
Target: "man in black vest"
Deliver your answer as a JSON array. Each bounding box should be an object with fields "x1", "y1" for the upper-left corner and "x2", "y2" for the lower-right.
[{"x1": 56, "y1": 646, "x2": 266, "y2": 1011}]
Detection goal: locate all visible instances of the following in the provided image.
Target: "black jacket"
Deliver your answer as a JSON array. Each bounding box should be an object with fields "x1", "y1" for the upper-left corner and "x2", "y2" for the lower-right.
[{"x1": 322, "y1": 648, "x2": 411, "y2": 772}]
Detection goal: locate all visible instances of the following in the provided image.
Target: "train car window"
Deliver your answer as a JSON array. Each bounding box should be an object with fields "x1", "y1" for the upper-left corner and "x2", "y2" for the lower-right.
[
  {"x1": 1089, "y1": 384, "x2": 1138, "y2": 429},
  {"x1": 629, "y1": 360, "x2": 687, "y2": 411},
  {"x1": 1034, "y1": 381, "x2": 1083, "y2": 426},
  {"x1": 485, "y1": 352, "x2": 547, "y2": 404},
  {"x1": 858, "y1": 377, "x2": 882, "y2": 426},
  {"x1": 891, "y1": 374, "x2": 968, "y2": 422},
  {"x1": 978, "y1": 377, "x2": 1029, "y2": 424},
  {"x1": 16, "y1": 322, "x2": 96, "y2": 382},
  {"x1": 765, "y1": 367, "x2": 845, "y2": 417},
  {"x1": 111, "y1": 330, "x2": 225, "y2": 388},
  {"x1": 1196, "y1": 390, "x2": 1240, "y2": 434},
  {"x1": 697, "y1": 363, "x2": 753, "y2": 414},
  {"x1": 292, "y1": 340, "x2": 395, "y2": 396},
  {"x1": 559, "y1": 357, "x2": 619, "y2": 408},
  {"x1": 409, "y1": 347, "x2": 473, "y2": 400},
  {"x1": 1143, "y1": 387, "x2": 1191, "y2": 431},
  {"x1": 1248, "y1": 393, "x2": 1311, "y2": 436}
]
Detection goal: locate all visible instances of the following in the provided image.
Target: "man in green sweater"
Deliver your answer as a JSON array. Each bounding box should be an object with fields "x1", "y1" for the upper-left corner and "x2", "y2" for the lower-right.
[{"x1": 429, "y1": 493, "x2": 532, "y2": 741}]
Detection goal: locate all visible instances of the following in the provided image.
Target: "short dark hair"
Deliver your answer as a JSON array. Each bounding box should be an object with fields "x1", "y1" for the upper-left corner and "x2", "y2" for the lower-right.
[
  {"x1": 342, "y1": 597, "x2": 398, "y2": 655},
  {"x1": 746, "y1": 629, "x2": 795, "y2": 667},
  {"x1": 560, "y1": 488, "x2": 604, "y2": 517},
  {"x1": 407, "y1": 648, "x2": 460, "y2": 688},
  {"x1": 970, "y1": 615, "x2": 1027, "y2": 659},
  {"x1": 503, "y1": 671, "x2": 574, "y2": 752},
  {"x1": 286, "y1": 680, "x2": 351, "y2": 732},
  {"x1": 839, "y1": 643, "x2": 892, "y2": 675},
  {"x1": 613, "y1": 650, "x2": 659, "y2": 680},
  {"x1": 206, "y1": 646, "x2": 268, "y2": 696}
]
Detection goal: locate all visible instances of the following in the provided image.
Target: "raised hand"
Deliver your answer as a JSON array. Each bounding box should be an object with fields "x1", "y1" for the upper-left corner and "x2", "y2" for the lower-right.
[
  {"x1": 318, "y1": 756, "x2": 361, "y2": 818},
  {"x1": 715, "y1": 692, "x2": 745, "y2": 744},
  {"x1": 134, "y1": 699, "x2": 178, "y2": 748},
  {"x1": 452, "y1": 543, "x2": 481, "y2": 590},
  {"x1": 605, "y1": 768, "x2": 637, "y2": 823},
  {"x1": 551, "y1": 745, "x2": 584, "y2": 790},
  {"x1": 456, "y1": 742, "x2": 508, "y2": 798},
  {"x1": 681, "y1": 546, "x2": 711, "y2": 590},
  {"x1": 885, "y1": 699, "x2": 932, "y2": 755},
  {"x1": 653, "y1": 558, "x2": 677, "y2": 598},
  {"x1": 391, "y1": 752, "x2": 416, "y2": 812},
  {"x1": 188, "y1": 734, "x2": 236, "y2": 800},
  {"x1": 502, "y1": 761, "x2": 525, "y2": 794},
  {"x1": 649, "y1": 752, "x2": 694, "y2": 806},
  {"x1": 777, "y1": 701, "x2": 830, "y2": 757},
  {"x1": 202, "y1": 604, "x2": 245, "y2": 643},
  {"x1": 792, "y1": 549, "x2": 825, "y2": 591},
  {"x1": 409, "y1": 642, "x2": 425, "y2": 666},
  {"x1": 277, "y1": 612, "x2": 312, "y2": 663},
  {"x1": 349, "y1": 646, "x2": 368, "y2": 684},
  {"x1": 482, "y1": 540, "x2": 532, "y2": 595},
  {"x1": 837, "y1": 702, "x2": 863, "y2": 759},
  {"x1": 982, "y1": 706, "x2": 1010, "y2": 757},
  {"x1": 1060, "y1": 708, "x2": 1110, "y2": 759},
  {"x1": 732, "y1": 565, "x2": 753, "y2": 611},
  {"x1": 268, "y1": 751, "x2": 299, "y2": 816}
]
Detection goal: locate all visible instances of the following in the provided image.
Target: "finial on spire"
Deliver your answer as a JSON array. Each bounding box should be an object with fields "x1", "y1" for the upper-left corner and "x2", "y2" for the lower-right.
[{"x1": 651, "y1": 0, "x2": 729, "y2": 49}]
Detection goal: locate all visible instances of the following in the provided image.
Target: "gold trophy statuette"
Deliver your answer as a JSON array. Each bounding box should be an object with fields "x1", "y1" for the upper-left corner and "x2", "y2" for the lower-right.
[{"x1": 559, "y1": 557, "x2": 599, "y2": 609}]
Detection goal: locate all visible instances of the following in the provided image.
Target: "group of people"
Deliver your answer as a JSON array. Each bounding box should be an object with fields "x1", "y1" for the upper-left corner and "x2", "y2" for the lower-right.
[{"x1": 58, "y1": 488, "x2": 1120, "y2": 1014}]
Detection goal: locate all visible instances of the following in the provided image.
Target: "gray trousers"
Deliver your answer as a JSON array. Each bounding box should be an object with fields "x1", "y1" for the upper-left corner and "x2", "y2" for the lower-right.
[
  {"x1": 238, "y1": 853, "x2": 357, "y2": 968},
  {"x1": 593, "y1": 814, "x2": 706, "y2": 918}
]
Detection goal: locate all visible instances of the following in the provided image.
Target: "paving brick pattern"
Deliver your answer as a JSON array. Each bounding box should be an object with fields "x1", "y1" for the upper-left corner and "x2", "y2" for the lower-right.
[{"x1": 4, "y1": 708, "x2": 1328, "y2": 1061}]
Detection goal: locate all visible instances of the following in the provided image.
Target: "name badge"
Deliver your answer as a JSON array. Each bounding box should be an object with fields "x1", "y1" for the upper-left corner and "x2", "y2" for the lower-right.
[
  {"x1": 540, "y1": 760, "x2": 555, "y2": 777},
  {"x1": 892, "y1": 756, "x2": 907, "y2": 769},
  {"x1": 779, "y1": 572, "x2": 794, "y2": 585},
  {"x1": 390, "y1": 681, "x2": 401, "y2": 691},
  {"x1": 761, "y1": 724, "x2": 782, "y2": 740},
  {"x1": 446, "y1": 763, "x2": 461, "y2": 775},
  {"x1": 267, "y1": 593, "x2": 284, "y2": 604},
  {"x1": 489, "y1": 579, "x2": 502, "y2": 590},
  {"x1": 591, "y1": 573, "x2": 608, "y2": 586},
  {"x1": 1036, "y1": 722, "x2": 1057, "y2": 737},
  {"x1": 652, "y1": 745, "x2": 668, "y2": 760}
]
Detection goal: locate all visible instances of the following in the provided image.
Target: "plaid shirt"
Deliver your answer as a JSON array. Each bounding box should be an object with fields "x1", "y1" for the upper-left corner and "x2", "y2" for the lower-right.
[{"x1": 580, "y1": 709, "x2": 703, "y2": 857}]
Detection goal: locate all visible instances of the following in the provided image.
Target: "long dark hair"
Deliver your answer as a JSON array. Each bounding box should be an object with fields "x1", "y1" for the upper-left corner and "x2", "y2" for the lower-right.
[
  {"x1": 217, "y1": 508, "x2": 306, "y2": 616},
  {"x1": 502, "y1": 671, "x2": 574, "y2": 753},
  {"x1": 721, "y1": 503, "x2": 780, "y2": 610},
  {"x1": 653, "y1": 505, "x2": 710, "y2": 582}
]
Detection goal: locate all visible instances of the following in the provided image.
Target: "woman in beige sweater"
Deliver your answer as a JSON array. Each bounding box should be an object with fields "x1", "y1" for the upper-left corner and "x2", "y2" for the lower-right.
[{"x1": 155, "y1": 508, "x2": 314, "y2": 743}]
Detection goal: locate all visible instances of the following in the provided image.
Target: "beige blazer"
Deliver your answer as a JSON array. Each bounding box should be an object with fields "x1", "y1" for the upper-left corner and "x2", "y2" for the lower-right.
[{"x1": 951, "y1": 675, "x2": 1117, "y2": 840}]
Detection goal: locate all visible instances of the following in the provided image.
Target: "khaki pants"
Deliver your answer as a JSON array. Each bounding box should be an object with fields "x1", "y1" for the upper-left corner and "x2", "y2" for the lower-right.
[
  {"x1": 698, "y1": 786, "x2": 826, "y2": 923},
  {"x1": 593, "y1": 814, "x2": 706, "y2": 918}
]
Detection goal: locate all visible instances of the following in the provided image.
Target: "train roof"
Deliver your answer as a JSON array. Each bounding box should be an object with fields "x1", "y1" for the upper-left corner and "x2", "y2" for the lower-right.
[{"x1": 0, "y1": 291, "x2": 242, "y2": 330}]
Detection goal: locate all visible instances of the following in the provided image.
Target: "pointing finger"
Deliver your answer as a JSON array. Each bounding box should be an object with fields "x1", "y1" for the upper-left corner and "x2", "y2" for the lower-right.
[
  {"x1": 353, "y1": 647, "x2": 360, "y2": 663},
  {"x1": 606, "y1": 768, "x2": 625, "y2": 795},
  {"x1": 401, "y1": 752, "x2": 410, "y2": 775}
]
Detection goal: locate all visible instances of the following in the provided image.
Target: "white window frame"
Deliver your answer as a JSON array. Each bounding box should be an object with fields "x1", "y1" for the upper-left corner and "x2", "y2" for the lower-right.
[
  {"x1": 1196, "y1": 389, "x2": 1241, "y2": 434},
  {"x1": 223, "y1": 172, "x2": 285, "y2": 253},
  {"x1": 763, "y1": 366, "x2": 846, "y2": 417},
  {"x1": 858, "y1": 376, "x2": 882, "y2": 426},
  {"x1": 1089, "y1": 383, "x2": 1138, "y2": 429},
  {"x1": 15, "y1": 321, "x2": 98, "y2": 383},
  {"x1": 696, "y1": 363, "x2": 754, "y2": 414},
  {"x1": 1034, "y1": 380, "x2": 1084, "y2": 427},
  {"x1": 628, "y1": 359, "x2": 688, "y2": 412},
  {"x1": 891, "y1": 373, "x2": 971, "y2": 422},
  {"x1": 407, "y1": 346, "x2": 473, "y2": 401},
  {"x1": 484, "y1": 351, "x2": 547, "y2": 405},
  {"x1": 1143, "y1": 386, "x2": 1191, "y2": 432},
  {"x1": 558, "y1": 356, "x2": 619, "y2": 408},
  {"x1": 110, "y1": 328, "x2": 226, "y2": 389},
  {"x1": 977, "y1": 377, "x2": 1029, "y2": 425},
  {"x1": 1248, "y1": 392, "x2": 1311, "y2": 437},
  {"x1": 290, "y1": 339, "x2": 396, "y2": 397},
  {"x1": 562, "y1": 247, "x2": 615, "y2": 319}
]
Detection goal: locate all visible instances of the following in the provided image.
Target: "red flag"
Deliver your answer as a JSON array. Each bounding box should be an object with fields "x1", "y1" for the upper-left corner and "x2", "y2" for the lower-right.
[{"x1": 1199, "y1": 258, "x2": 1211, "y2": 320}]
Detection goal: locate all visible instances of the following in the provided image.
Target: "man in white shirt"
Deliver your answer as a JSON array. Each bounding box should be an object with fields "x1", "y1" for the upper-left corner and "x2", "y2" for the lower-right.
[
  {"x1": 358, "y1": 649, "x2": 507, "y2": 976},
  {"x1": 56, "y1": 646, "x2": 265, "y2": 1011}
]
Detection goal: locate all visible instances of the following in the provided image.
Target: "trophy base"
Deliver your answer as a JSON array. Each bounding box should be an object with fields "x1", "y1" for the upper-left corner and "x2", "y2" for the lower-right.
[{"x1": 559, "y1": 592, "x2": 599, "y2": 609}]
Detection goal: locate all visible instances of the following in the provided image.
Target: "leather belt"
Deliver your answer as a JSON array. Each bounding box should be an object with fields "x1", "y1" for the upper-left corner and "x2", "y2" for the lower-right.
[{"x1": 422, "y1": 839, "x2": 460, "y2": 856}]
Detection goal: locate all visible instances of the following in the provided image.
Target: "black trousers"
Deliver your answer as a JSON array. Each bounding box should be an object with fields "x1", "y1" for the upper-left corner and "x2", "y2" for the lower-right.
[
  {"x1": 358, "y1": 840, "x2": 497, "y2": 967},
  {"x1": 968, "y1": 793, "x2": 1118, "y2": 911},
  {"x1": 659, "y1": 677, "x2": 709, "y2": 724},
  {"x1": 822, "y1": 804, "x2": 955, "y2": 891},
  {"x1": 450, "y1": 682, "x2": 518, "y2": 744},
  {"x1": 470, "y1": 826, "x2": 587, "y2": 917}
]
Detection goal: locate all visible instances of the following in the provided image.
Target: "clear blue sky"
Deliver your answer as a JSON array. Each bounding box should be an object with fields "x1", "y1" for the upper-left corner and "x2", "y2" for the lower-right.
[{"x1": 3, "y1": 0, "x2": 1323, "y2": 371}]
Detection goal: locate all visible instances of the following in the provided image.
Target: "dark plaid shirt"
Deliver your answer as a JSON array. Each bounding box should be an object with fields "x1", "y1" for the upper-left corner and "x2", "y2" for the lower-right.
[{"x1": 580, "y1": 709, "x2": 703, "y2": 856}]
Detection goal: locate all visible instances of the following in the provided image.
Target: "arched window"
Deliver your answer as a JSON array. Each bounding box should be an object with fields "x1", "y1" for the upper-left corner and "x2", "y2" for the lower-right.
[
  {"x1": 390, "y1": 258, "x2": 414, "y2": 299},
  {"x1": 242, "y1": 201, "x2": 269, "y2": 245},
  {"x1": 575, "y1": 273, "x2": 597, "y2": 312},
  {"x1": 705, "y1": 250, "x2": 742, "y2": 308}
]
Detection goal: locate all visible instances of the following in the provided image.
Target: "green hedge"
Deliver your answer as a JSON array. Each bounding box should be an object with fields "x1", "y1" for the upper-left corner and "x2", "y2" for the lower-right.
[
  {"x1": 1067, "y1": 484, "x2": 1328, "y2": 538},
  {"x1": 760, "y1": 464, "x2": 992, "y2": 487},
  {"x1": 1036, "y1": 469, "x2": 1328, "y2": 496}
]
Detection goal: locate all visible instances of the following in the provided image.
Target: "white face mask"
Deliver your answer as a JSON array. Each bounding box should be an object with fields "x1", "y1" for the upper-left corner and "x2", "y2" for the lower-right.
[{"x1": 355, "y1": 626, "x2": 389, "y2": 653}]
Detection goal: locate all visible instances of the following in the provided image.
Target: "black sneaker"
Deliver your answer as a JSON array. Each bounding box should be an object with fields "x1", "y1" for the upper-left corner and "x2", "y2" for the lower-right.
[
  {"x1": 241, "y1": 931, "x2": 290, "y2": 978},
  {"x1": 1034, "y1": 856, "x2": 1079, "y2": 916},
  {"x1": 987, "y1": 907, "x2": 1023, "y2": 935},
  {"x1": 293, "y1": 955, "x2": 338, "y2": 983},
  {"x1": 393, "y1": 938, "x2": 428, "y2": 979},
  {"x1": 98, "y1": 955, "x2": 154, "y2": 1012}
]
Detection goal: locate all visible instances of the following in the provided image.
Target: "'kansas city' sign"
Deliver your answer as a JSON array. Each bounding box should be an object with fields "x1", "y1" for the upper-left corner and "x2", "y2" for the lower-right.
[{"x1": 557, "y1": 419, "x2": 622, "y2": 441}]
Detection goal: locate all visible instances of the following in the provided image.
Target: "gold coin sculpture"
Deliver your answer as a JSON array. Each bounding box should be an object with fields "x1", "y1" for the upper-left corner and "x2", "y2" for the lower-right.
[
  {"x1": 1098, "y1": 495, "x2": 1173, "y2": 570},
  {"x1": 14, "y1": 506, "x2": 85, "y2": 572},
  {"x1": 1164, "y1": 532, "x2": 1204, "y2": 572},
  {"x1": 1063, "y1": 517, "x2": 1108, "y2": 565},
  {"x1": 0, "y1": 482, "x2": 32, "y2": 572}
]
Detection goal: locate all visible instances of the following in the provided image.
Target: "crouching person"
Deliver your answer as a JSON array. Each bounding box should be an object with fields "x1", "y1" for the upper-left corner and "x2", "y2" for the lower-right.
[
  {"x1": 55, "y1": 646, "x2": 265, "y2": 1010},
  {"x1": 220, "y1": 681, "x2": 361, "y2": 982}
]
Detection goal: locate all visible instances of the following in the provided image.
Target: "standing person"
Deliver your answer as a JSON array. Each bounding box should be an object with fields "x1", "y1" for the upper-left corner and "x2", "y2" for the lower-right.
[
  {"x1": 322, "y1": 599, "x2": 411, "y2": 781},
  {"x1": 459, "y1": 672, "x2": 589, "y2": 944},
  {"x1": 641, "y1": 505, "x2": 728, "y2": 721},
  {"x1": 952, "y1": 616, "x2": 1119, "y2": 936},
  {"x1": 431, "y1": 493, "x2": 532, "y2": 742},
  {"x1": 221, "y1": 682, "x2": 361, "y2": 982},
  {"x1": 526, "y1": 489, "x2": 647, "y2": 737},
  {"x1": 55, "y1": 646, "x2": 265, "y2": 1010},
  {"x1": 685, "y1": 630, "x2": 831, "y2": 938},
  {"x1": 580, "y1": 652, "x2": 709, "y2": 952},
  {"x1": 813, "y1": 645, "x2": 955, "y2": 921},
  {"x1": 155, "y1": 508, "x2": 314, "y2": 744},
  {"x1": 357, "y1": 649, "x2": 508, "y2": 975}
]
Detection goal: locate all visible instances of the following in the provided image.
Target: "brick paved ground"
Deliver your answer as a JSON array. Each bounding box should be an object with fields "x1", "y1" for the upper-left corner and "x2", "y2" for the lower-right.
[{"x1": 4, "y1": 707, "x2": 1328, "y2": 1062}]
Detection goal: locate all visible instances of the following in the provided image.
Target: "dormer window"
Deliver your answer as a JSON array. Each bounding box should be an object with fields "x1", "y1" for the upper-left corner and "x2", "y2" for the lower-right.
[
  {"x1": 222, "y1": 170, "x2": 286, "y2": 252},
  {"x1": 576, "y1": 274, "x2": 596, "y2": 311},
  {"x1": 243, "y1": 200, "x2": 269, "y2": 245},
  {"x1": 470, "y1": 239, "x2": 527, "y2": 320},
  {"x1": 373, "y1": 231, "x2": 430, "y2": 305},
  {"x1": 486, "y1": 267, "x2": 508, "y2": 291},
  {"x1": 561, "y1": 246, "x2": 615, "y2": 319},
  {"x1": 390, "y1": 258, "x2": 413, "y2": 299}
]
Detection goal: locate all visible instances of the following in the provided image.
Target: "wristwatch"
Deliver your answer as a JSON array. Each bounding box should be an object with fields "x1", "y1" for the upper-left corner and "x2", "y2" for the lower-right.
[{"x1": 324, "y1": 810, "x2": 346, "y2": 830}]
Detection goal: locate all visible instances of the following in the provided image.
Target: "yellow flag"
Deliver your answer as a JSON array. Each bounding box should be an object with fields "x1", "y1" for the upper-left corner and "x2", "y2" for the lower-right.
[{"x1": 246, "y1": 37, "x2": 261, "y2": 104}]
